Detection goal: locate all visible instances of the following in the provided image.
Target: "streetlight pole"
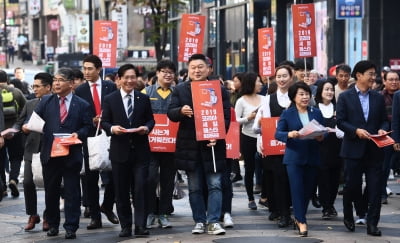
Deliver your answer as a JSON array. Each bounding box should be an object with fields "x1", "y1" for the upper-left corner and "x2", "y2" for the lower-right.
[
  {"x1": 3, "y1": 0, "x2": 9, "y2": 68},
  {"x1": 88, "y1": 0, "x2": 93, "y2": 54}
]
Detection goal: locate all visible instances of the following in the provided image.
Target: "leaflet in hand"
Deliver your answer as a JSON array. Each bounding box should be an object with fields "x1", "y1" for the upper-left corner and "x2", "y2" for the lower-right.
[
  {"x1": 26, "y1": 111, "x2": 45, "y2": 133},
  {"x1": 53, "y1": 133, "x2": 82, "y2": 145},
  {"x1": 298, "y1": 119, "x2": 328, "y2": 140},
  {"x1": 369, "y1": 131, "x2": 394, "y2": 148},
  {"x1": 122, "y1": 128, "x2": 141, "y2": 133}
]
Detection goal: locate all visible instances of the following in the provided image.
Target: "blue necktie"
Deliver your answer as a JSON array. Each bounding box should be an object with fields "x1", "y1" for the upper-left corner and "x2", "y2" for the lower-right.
[{"x1": 127, "y1": 94, "x2": 133, "y2": 122}]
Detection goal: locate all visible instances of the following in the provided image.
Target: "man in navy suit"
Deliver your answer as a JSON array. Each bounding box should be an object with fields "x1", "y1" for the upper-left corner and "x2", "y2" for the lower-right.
[
  {"x1": 336, "y1": 60, "x2": 389, "y2": 237},
  {"x1": 101, "y1": 64, "x2": 155, "y2": 238},
  {"x1": 31, "y1": 68, "x2": 92, "y2": 239},
  {"x1": 74, "y1": 55, "x2": 118, "y2": 229}
]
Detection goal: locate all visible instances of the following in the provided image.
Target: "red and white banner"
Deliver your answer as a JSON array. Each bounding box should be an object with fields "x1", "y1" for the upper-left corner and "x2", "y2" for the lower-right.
[
  {"x1": 292, "y1": 4, "x2": 317, "y2": 58},
  {"x1": 258, "y1": 27, "x2": 275, "y2": 77},
  {"x1": 178, "y1": 14, "x2": 206, "y2": 62},
  {"x1": 93, "y1": 20, "x2": 117, "y2": 68},
  {"x1": 148, "y1": 114, "x2": 179, "y2": 152},
  {"x1": 261, "y1": 117, "x2": 285, "y2": 156},
  {"x1": 191, "y1": 80, "x2": 226, "y2": 141},
  {"x1": 226, "y1": 108, "x2": 240, "y2": 159}
]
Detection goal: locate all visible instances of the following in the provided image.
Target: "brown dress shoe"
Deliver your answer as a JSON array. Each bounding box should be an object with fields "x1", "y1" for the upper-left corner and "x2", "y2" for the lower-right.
[
  {"x1": 42, "y1": 218, "x2": 50, "y2": 231},
  {"x1": 25, "y1": 215, "x2": 40, "y2": 231}
]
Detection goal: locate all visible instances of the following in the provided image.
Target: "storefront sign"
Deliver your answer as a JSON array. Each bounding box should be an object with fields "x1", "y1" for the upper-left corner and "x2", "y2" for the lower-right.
[{"x1": 336, "y1": 0, "x2": 363, "y2": 19}]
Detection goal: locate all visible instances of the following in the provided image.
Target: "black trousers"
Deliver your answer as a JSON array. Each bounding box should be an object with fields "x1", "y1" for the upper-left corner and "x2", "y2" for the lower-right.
[
  {"x1": 318, "y1": 165, "x2": 341, "y2": 211},
  {"x1": 343, "y1": 143, "x2": 383, "y2": 226},
  {"x1": 147, "y1": 152, "x2": 176, "y2": 215},
  {"x1": 0, "y1": 133, "x2": 24, "y2": 185},
  {"x1": 112, "y1": 150, "x2": 148, "y2": 228},
  {"x1": 262, "y1": 155, "x2": 291, "y2": 216},
  {"x1": 43, "y1": 157, "x2": 81, "y2": 232}
]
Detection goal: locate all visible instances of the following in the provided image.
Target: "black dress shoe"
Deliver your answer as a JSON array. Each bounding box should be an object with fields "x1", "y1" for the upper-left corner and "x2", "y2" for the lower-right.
[
  {"x1": 278, "y1": 215, "x2": 292, "y2": 228},
  {"x1": 134, "y1": 226, "x2": 150, "y2": 237},
  {"x1": 344, "y1": 218, "x2": 355, "y2": 232},
  {"x1": 87, "y1": 219, "x2": 102, "y2": 230},
  {"x1": 83, "y1": 207, "x2": 90, "y2": 218},
  {"x1": 119, "y1": 227, "x2": 132, "y2": 237},
  {"x1": 367, "y1": 224, "x2": 382, "y2": 236},
  {"x1": 311, "y1": 195, "x2": 321, "y2": 208},
  {"x1": 47, "y1": 227, "x2": 59, "y2": 237},
  {"x1": 100, "y1": 206, "x2": 119, "y2": 224},
  {"x1": 268, "y1": 211, "x2": 280, "y2": 221},
  {"x1": 65, "y1": 230, "x2": 76, "y2": 239}
]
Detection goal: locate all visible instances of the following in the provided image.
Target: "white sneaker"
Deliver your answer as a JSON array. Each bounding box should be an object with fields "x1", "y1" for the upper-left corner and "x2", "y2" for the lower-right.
[
  {"x1": 146, "y1": 214, "x2": 156, "y2": 229},
  {"x1": 355, "y1": 217, "x2": 366, "y2": 225},
  {"x1": 223, "y1": 213, "x2": 234, "y2": 228},
  {"x1": 59, "y1": 199, "x2": 64, "y2": 212},
  {"x1": 192, "y1": 222, "x2": 205, "y2": 234},
  {"x1": 207, "y1": 222, "x2": 226, "y2": 235}
]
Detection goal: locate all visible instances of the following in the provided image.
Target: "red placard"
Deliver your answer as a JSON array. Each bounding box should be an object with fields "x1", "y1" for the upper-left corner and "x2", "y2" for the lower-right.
[
  {"x1": 93, "y1": 20, "x2": 117, "y2": 68},
  {"x1": 191, "y1": 80, "x2": 226, "y2": 141},
  {"x1": 292, "y1": 4, "x2": 317, "y2": 58},
  {"x1": 261, "y1": 117, "x2": 286, "y2": 156},
  {"x1": 258, "y1": 27, "x2": 275, "y2": 77},
  {"x1": 178, "y1": 14, "x2": 206, "y2": 62},
  {"x1": 226, "y1": 108, "x2": 240, "y2": 159},
  {"x1": 148, "y1": 114, "x2": 179, "y2": 152}
]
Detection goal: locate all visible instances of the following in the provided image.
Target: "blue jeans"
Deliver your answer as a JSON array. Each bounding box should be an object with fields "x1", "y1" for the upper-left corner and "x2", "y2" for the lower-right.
[{"x1": 187, "y1": 163, "x2": 222, "y2": 224}]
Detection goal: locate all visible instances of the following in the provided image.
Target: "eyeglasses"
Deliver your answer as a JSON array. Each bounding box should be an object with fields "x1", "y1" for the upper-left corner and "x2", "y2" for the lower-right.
[
  {"x1": 160, "y1": 70, "x2": 175, "y2": 76},
  {"x1": 31, "y1": 84, "x2": 45, "y2": 89},
  {"x1": 53, "y1": 78, "x2": 70, "y2": 83},
  {"x1": 386, "y1": 78, "x2": 400, "y2": 82}
]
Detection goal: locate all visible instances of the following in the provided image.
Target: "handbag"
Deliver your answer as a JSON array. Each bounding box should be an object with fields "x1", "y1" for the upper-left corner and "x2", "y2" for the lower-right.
[{"x1": 87, "y1": 117, "x2": 112, "y2": 171}]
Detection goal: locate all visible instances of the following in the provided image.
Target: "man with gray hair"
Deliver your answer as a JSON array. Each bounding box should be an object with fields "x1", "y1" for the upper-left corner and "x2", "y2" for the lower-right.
[{"x1": 25, "y1": 68, "x2": 92, "y2": 239}]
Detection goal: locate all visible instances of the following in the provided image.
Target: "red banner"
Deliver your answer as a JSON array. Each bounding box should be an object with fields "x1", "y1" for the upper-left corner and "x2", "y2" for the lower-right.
[
  {"x1": 93, "y1": 20, "x2": 117, "y2": 68},
  {"x1": 191, "y1": 80, "x2": 226, "y2": 141},
  {"x1": 148, "y1": 114, "x2": 179, "y2": 152},
  {"x1": 292, "y1": 4, "x2": 316, "y2": 58},
  {"x1": 261, "y1": 117, "x2": 286, "y2": 156},
  {"x1": 226, "y1": 108, "x2": 240, "y2": 159},
  {"x1": 258, "y1": 27, "x2": 275, "y2": 77},
  {"x1": 178, "y1": 14, "x2": 206, "y2": 62}
]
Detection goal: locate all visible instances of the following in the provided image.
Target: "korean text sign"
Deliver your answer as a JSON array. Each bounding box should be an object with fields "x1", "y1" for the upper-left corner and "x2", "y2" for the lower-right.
[
  {"x1": 261, "y1": 117, "x2": 285, "y2": 156},
  {"x1": 292, "y1": 4, "x2": 316, "y2": 58},
  {"x1": 93, "y1": 20, "x2": 117, "y2": 68},
  {"x1": 178, "y1": 14, "x2": 206, "y2": 62},
  {"x1": 191, "y1": 80, "x2": 226, "y2": 141},
  {"x1": 258, "y1": 27, "x2": 275, "y2": 77},
  {"x1": 148, "y1": 114, "x2": 179, "y2": 152}
]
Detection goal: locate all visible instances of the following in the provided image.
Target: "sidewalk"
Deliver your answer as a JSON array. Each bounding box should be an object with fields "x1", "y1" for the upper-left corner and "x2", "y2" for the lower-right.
[{"x1": 0, "y1": 176, "x2": 399, "y2": 243}]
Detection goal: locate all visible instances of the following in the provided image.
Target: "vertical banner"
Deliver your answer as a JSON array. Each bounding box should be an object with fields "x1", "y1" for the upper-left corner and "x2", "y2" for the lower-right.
[
  {"x1": 226, "y1": 108, "x2": 240, "y2": 159},
  {"x1": 178, "y1": 14, "x2": 206, "y2": 62},
  {"x1": 191, "y1": 80, "x2": 226, "y2": 141},
  {"x1": 258, "y1": 27, "x2": 275, "y2": 77},
  {"x1": 292, "y1": 4, "x2": 317, "y2": 58},
  {"x1": 148, "y1": 114, "x2": 179, "y2": 152},
  {"x1": 261, "y1": 117, "x2": 285, "y2": 156},
  {"x1": 93, "y1": 20, "x2": 118, "y2": 68}
]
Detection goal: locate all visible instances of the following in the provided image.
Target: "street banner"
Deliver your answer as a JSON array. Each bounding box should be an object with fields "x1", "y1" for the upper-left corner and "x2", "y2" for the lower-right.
[
  {"x1": 148, "y1": 114, "x2": 179, "y2": 152},
  {"x1": 93, "y1": 20, "x2": 117, "y2": 68},
  {"x1": 292, "y1": 4, "x2": 317, "y2": 58},
  {"x1": 258, "y1": 27, "x2": 275, "y2": 77},
  {"x1": 261, "y1": 117, "x2": 285, "y2": 156},
  {"x1": 336, "y1": 0, "x2": 363, "y2": 19},
  {"x1": 226, "y1": 108, "x2": 240, "y2": 159},
  {"x1": 191, "y1": 80, "x2": 226, "y2": 141},
  {"x1": 178, "y1": 14, "x2": 206, "y2": 62}
]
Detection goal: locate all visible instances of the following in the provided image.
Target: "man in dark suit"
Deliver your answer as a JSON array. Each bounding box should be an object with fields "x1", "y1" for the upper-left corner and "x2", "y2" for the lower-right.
[
  {"x1": 13, "y1": 72, "x2": 53, "y2": 231},
  {"x1": 336, "y1": 60, "x2": 389, "y2": 237},
  {"x1": 74, "y1": 55, "x2": 118, "y2": 229},
  {"x1": 29, "y1": 68, "x2": 92, "y2": 239},
  {"x1": 101, "y1": 64, "x2": 155, "y2": 238}
]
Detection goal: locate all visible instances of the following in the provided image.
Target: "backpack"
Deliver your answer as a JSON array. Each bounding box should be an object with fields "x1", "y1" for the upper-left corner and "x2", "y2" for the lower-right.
[{"x1": 2, "y1": 88, "x2": 19, "y2": 120}]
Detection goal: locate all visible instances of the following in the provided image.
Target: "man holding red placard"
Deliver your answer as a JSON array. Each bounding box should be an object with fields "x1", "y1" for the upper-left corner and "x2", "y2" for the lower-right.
[{"x1": 167, "y1": 54, "x2": 231, "y2": 235}]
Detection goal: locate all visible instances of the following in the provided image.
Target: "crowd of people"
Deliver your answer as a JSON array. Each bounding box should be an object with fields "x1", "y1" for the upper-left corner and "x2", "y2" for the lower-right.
[{"x1": 0, "y1": 54, "x2": 399, "y2": 240}]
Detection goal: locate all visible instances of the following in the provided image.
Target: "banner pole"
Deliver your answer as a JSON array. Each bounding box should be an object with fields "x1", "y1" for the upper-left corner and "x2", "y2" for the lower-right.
[{"x1": 211, "y1": 145, "x2": 217, "y2": 173}]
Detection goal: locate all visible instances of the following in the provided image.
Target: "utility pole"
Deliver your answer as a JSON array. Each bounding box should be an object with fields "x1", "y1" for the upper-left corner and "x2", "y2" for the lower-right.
[{"x1": 3, "y1": 0, "x2": 9, "y2": 68}]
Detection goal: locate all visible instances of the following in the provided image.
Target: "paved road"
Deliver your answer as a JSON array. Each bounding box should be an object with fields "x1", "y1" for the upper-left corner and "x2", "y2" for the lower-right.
[{"x1": 1, "y1": 176, "x2": 399, "y2": 243}]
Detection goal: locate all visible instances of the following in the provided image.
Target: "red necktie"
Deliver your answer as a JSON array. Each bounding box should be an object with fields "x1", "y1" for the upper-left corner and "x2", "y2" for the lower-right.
[
  {"x1": 60, "y1": 97, "x2": 67, "y2": 123},
  {"x1": 92, "y1": 83, "x2": 101, "y2": 116}
]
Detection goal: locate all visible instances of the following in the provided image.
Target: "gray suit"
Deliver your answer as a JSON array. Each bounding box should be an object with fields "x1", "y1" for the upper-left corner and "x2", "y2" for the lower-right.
[{"x1": 13, "y1": 98, "x2": 42, "y2": 216}]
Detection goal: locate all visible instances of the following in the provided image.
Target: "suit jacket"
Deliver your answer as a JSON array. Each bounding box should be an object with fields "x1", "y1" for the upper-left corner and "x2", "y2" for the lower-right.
[
  {"x1": 13, "y1": 98, "x2": 40, "y2": 154},
  {"x1": 74, "y1": 80, "x2": 117, "y2": 136},
  {"x1": 275, "y1": 105, "x2": 324, "y2": 166},
  {"x1": 391, "y1": 90, "x2": 400, "y2": 143},
  {"x1": 34, "y1": 94, "x2": 92, "y2": 164},
  {"x1": 101, "y1": 90, "x2": 155, "y2": 163},
  {"x1": 336, "y1": 87, "x2": 389, "y2": 159}
]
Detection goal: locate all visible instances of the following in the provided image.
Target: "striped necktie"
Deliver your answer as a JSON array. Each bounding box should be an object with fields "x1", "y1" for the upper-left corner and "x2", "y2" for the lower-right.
[
  {"x1": 127, "y1": 94, "x2": 133, "y2": 122},
  {"x1": 60, "y1": 96, "x2": 67, "y2": 123}
]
